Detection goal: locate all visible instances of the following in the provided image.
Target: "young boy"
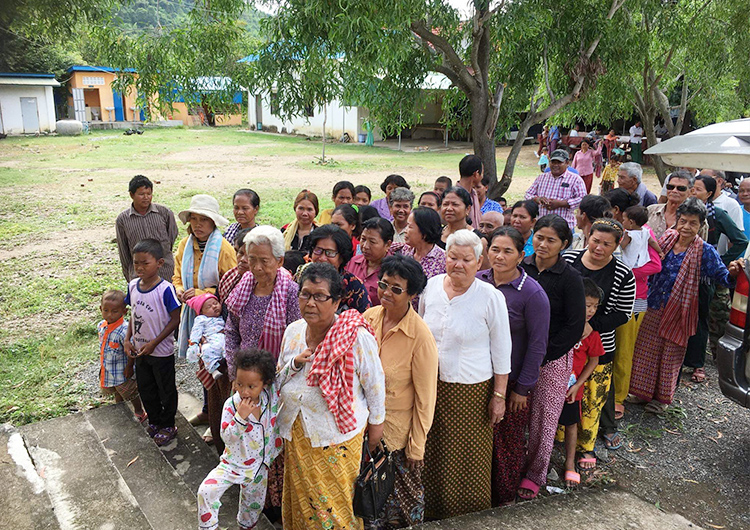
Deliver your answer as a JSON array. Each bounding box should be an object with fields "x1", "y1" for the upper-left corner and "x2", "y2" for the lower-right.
[
  {"x1": 124, "y1": 238, "x2": 181, "y2": 446},
  {"x1": 620, "y1": 205, "x2": 664, "y2": 269},
  {"x1": 98, "y1": 289, "x2": 146, "y2": 422},
  {"x1": 433, "y1": 176, "x2": 452, "y2": 196},
  {"x1": 559, "y1": 278, "x2": 605, "y2": 487}
]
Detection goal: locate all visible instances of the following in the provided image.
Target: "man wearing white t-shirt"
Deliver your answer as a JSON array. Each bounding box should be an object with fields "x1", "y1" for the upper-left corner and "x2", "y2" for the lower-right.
[{"x1": 629, "y1": 121, "x2": 644, "y2": 164}]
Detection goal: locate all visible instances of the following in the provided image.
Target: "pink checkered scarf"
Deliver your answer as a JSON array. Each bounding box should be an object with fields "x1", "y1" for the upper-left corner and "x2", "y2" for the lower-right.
[
  {"x1": 224, "y1": 267, "x2": 294, "y2": 358},
  {"x1": 218, "y1": 266, "x2": 243, "y2": 302},
  {"x1": 657, "y1": 229, "x2": 704, "y2": 347},
  {"x1": 306, "y1": 309, "x2": 374, "y2": 434}
]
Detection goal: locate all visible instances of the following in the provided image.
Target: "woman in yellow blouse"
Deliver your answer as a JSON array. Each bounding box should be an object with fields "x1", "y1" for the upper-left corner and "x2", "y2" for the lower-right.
[{"x1": 364, "y1": 254, "x2": 438, "y2": 528}]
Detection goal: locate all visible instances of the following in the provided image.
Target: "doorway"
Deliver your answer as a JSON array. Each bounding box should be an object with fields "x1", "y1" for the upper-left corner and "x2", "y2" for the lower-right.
[{"x1": 20, "y1": 97, "x2": 39, "y2": 133}]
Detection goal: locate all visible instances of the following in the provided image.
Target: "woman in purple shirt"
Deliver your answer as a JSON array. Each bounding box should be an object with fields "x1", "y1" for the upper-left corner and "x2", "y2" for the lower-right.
[
  {"x1": 477, "y1": 227, "x2": 550, "y2": 506},
  {"x1": 369, "y1": 174, "x2": 410, "y2": 221}
]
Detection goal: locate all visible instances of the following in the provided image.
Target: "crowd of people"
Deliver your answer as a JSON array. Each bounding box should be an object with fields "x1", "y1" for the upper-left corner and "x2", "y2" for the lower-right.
[{"x1": 97, "y1": 147, "x2": 749, "y2": 530}]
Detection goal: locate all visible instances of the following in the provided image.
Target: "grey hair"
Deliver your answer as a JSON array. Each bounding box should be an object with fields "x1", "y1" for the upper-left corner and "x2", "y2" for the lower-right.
[
  {"x1": 619, "y1": 162, "x2": 643, "y2": 183},
  {"x1": 389, "y1": 187, "x2": 415, "y2": 206},
  {"x1": 668, "y1": 169, "x2": 695, "y2": 187},
  {"x1": 702, "y1": 169, "x2": 726, "y2": 181},
  {"x1": 244, "y1": 225, "x2": 285, "y2": 259},
  {"x1": 446, "y1": 229, "x2": 483, "y2": 261},
  {"x1": 676, "y1": 196, "x2": 707, "y2": 224}
]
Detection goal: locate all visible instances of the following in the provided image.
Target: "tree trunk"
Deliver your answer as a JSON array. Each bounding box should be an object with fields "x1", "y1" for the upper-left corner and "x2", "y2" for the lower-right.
[
  {"x1": 643, "y1": 119, "x2": 669, "y2": 184},
  {"x1": 321, "y1": 103, "x2": 327, "y2": 163},
  {"x1": 470, "y1": 91, "x2": 498, "y2": 186},
  {"x1": 493, "y1": 118, "x2": 534, "y2": 198}
]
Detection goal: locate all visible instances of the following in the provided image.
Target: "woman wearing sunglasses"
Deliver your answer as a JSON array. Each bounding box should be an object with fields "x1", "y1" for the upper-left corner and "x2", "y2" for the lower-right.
[
  {"x1": 647, "y1": 171, "x2": 706, "y2": 240},
  {"x1": 363, "y1": 254, "x2": 438, "y2": 527}
]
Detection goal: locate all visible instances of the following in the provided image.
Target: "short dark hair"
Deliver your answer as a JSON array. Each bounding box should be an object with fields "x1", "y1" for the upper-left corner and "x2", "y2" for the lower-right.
[
  {"x1": 309, "y1": 224, "x2": 354, "y2": 268},
  {"x1": 411, "y1": 207, "x2": 442, "y2": 245},
  {"x1": 362, "y1": 217, "x2": 395, "y2": 243},
  {"x1": 443, "y1": 186, "x2": 473, "y2": 208},
  {"x1": 489, "y1": 226, "x2": 525, "y2": 253},
  {"x1": 459, "y1": 154, "x2": 483, "y2": 178},
  {"x1": 696, "y1": 175, "x2": 717, "y2": 200},
  {"x1": 624, "y1": 205, "x2": 648, "y2": 227},
  {"x1": 379, "y1": 254, "x2": 427, "y2": 296},
  {"x1": 583, "y1": 277, "x2": 603, "y2": 302},
  {"x1": 332, "y1": 181, "x2": 355, "y2": 198},
  {"x1": 603, "y1": 189, "x2": 639, "y2": 213},
  {"x1": 101, "y1": 289, "x2": 126, "y2": 306},
  {"x1": 533, "y1": 214, "x2": 573, "y2": 249},
  {"x1": 235, "y1": 348, "x2": 276, "y2": 386},
  {"x1": 419, "y1": 191, "x2": 442, "y2": 208},
  {"x1": 233, "y1": 189, "x2": 260, "y2": 208},
  {"x1": 354, "y1": 185, "x2": 371, "y2": 200},
  {"x1": 132, "y1": 238, "x2": 163, "y2": 260},
  {"x1": 480, "y1": 175, "x2": 491, "y2": 187},
  {"x1": 511, "y1": 200, "x2": 539, "y2": 219},
  {"x1": 331, "y1": 204, "x2": 361, "y2": 237},
  {"x1": 498, "y1": 196, "x2": 507, "y2": 207},
  {"x1": 357, "y1": 205, "x2": 381, "y2": 236},
  {"x1": 579, "y1": 194, "x2": 612, "y2": 223},
  {"x1": 283, "y1": 250, "x2": 306, "y2": 276},
  {"x1": 299, "y1": 262, "x2": 344, "y2": 301},
  {"x1": 235, "y1": 227, "x2": 252, "y2": 249},
  {"x1": 129, "y1": 175, "x2": 153, "y2": 195},
  {"x1": 435, "y1": 176, "x2": 452, "y2": 188},
  {"x1": 676, "y1": 196, "x2": 707, "y2": 224},
  {"x1": 380, "y1": 174, "x2": 410, "y2": 193}
]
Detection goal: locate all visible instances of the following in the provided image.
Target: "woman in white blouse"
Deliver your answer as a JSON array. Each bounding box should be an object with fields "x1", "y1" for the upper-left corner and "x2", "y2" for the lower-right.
[
  {"x1": 418, "y1": 229, "x2": 512, "y2": 519},
  {"x1": 276, "y1": 262, "x2": 386, "y2": 530}
]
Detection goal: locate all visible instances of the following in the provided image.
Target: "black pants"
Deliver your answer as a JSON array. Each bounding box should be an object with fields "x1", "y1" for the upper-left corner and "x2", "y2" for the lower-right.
[
  {"x1": 599, "y1": 379, "x2": 617, "y2": 435},
  {"x1": 684, "y1": 282, "x2": 715, "y2": 369},
  {"x1": 135, "y1": 355, "x2": 178, "y2": 428}
]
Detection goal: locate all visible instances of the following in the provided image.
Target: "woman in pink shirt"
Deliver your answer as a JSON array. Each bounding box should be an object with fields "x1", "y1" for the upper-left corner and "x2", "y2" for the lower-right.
[{"x1": 571, "y1": 139, "x2": 602, "y2": 193}]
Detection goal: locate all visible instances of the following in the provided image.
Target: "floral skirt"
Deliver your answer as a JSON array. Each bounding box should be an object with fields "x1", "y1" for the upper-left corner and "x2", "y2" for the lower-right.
[
  {"x1": 282, "y1": 417, "x2": 364, "y2": 530},
  {"x1": 368, "y1": 449, "x2": 424, "y2": 529}
]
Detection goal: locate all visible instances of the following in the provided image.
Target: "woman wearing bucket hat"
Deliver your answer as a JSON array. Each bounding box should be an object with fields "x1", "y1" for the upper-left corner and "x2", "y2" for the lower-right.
[{"x1": 173, "y1": 194, "x2": 237, "y2": 359}]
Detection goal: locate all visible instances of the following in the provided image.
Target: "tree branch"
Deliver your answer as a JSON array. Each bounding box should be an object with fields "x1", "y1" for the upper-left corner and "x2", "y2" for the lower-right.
[
  {"x1": 411, "y1": 20, "x2": 475, "y2": 92},
  {"x1": 484, "y1": 81, "x2": 505, "y2": 138},
  {"x1": 543, "y1": 42, "x2": 554, "y2": 101}
]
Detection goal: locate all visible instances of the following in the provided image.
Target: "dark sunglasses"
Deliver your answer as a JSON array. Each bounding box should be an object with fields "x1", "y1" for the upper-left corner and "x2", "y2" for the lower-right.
[
  {"x1": 377, "y1": 280, "x2": 405, "y2": 295},
  {"x1": 666, "y1": 184, "x2": 688, "y2": 192}
]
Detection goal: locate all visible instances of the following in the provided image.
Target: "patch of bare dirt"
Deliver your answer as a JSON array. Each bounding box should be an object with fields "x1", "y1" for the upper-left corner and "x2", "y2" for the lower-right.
[{"x1": 0, "y1": 227, "x2": 113, "y2": 261}]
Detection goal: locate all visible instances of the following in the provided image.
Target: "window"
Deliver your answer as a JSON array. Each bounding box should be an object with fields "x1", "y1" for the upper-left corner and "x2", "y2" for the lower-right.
[{"x1": 82, "y1": 76, "x2": 105, "y2": 86}]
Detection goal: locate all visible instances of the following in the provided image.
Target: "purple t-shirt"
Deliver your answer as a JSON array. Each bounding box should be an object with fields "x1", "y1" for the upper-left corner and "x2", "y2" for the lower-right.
[{"x1": 125, "y1": 278, "x2": 181, "y2": 357}]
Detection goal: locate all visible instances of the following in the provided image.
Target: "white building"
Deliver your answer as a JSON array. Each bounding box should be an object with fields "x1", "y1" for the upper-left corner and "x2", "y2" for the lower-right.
[{"x1": 0, "y1": 73, "x2": 60, "y2": 135}]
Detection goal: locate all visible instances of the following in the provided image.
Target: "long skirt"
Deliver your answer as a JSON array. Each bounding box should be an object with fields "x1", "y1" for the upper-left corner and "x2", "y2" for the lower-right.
[
  {"x1": 613, "y1": 311, "x2": 645, "y2": 405},
  {"x1": 524, "y1": 353, "x2": 572, "y2": 488},
  {"x1": 369, "y1": 449, "x2": 424, "y2": 529},
  {"x1": 581, "y1": 173, "x2": 594, "y2": 193},
  {"x1": 576, "y1": 361, "x2": 613, "y2": 453},
  {"x1": 424, "y1": 379, "x2": 492, "y2": 520},
  {"x1": 492, "y1": 392, "x2": 529, "y2": 505},
  {"x1": 629, "y1": 308, "x2": 687, "y2": 404},
  {"x1": 282, "y1": 417, "x2": 363, "y2": 530}
]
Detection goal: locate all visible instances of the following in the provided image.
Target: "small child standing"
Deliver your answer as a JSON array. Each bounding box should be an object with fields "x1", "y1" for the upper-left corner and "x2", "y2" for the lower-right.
[
  {"x1": 98, "y1": 289, "x2": 146, "y2": 422},
  {"x1": 599, "y1": 149, "x2": 623, "y2": 193},
  {"x1": 538, "y1": 147, "x2": 549, "y2": 172},
  {"x1": 125, "y1": 238, "x2": 182, "y2": 446},
  {"x1": 186, "y1": 293, "x2": 226, "y2": 380},
  {"x1": 620, "y1": 205, "x2": 664, "y2": 269},
  {"x1": 197, "y1": 349, "x2": 287, "y2": 530},
  {"x1": 559, "y1": 278, "x2": 605, "y2": 487}
]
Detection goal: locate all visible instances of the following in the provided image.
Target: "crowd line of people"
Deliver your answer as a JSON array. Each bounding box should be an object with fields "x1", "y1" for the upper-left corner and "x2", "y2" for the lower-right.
[{"x1": 97, "y1": 148, "x2": 749, "y2": 530}]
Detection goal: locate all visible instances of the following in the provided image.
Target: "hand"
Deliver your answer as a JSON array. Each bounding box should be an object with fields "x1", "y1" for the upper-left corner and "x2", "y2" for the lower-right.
[
  {"x1": 236, "y1": 396, "x2": 259, "y2": 420},
  {"x1": 658, "y1": 251, "x2": 666, "y2": 260},
  {"x1": 124, "y1": 339, "x2": 136, "y2": 359},
  {"x1": 199, "y1": 336, "x2": 207, "y2": 345},
  {"x1": 367, "y1": 423, "x2": 384, "y2": 453},
  {"x1": 507, "y1": 391, "x2": 528, "y2": 413},
  {"x1": 565, "y1": 384, "x2": 579, "y2": 404},
  {"x1": 182, "y1": 288, "x2": 196, "y2": 302},
  {"x1": 728, "y1": 259, "x2": 745, "y2": 279},
  {"x1": 294, "y1": 348, "x2": 314, "y2": 369},
  {"x1": 124, "y1": 364, "x2": 134, "y2": 379},
  {"x1": 489, "y1": 395, "x2": 506, "y2": 424},
  {"x1": 406, "y1": 458, "x2": 424, "y2": 471},
  {"x1": 138, "y1": 340, "x2": 157, "y2": 357}
]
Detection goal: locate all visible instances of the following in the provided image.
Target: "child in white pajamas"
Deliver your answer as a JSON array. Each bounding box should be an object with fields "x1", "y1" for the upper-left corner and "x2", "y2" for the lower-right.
[{"x1": 197, "y1": 348, "x2": 298, "y2": 530}]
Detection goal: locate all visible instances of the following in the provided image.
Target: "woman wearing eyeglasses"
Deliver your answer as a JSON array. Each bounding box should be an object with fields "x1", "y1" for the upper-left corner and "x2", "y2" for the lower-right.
[
  {"x1": 363, "y1": 255, "x2": 438, "y2": 527},
  {"x1": 647, "y1": 171, "x2": 706, "y2": 240}
]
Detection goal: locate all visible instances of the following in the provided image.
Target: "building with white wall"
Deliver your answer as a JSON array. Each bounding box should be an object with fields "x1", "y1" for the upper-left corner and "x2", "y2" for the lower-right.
[{"x1": 0, "y1": 73, "x2": 60, "y2": 135}]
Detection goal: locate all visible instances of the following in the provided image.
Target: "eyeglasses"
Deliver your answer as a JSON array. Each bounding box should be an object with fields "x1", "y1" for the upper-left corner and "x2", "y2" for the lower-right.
[
  {"x1": 377, "y1": 280, "x2": 405, "y2": 295},
  {"x1": 666, "y1": 184, "x2": 688, "y2": 192},
  {"x1": 298, "y1": 291, "x2": 334, "y2": 302},
  {"x1": 312, "y1": 247, "x2": 339, "y2": 258}
]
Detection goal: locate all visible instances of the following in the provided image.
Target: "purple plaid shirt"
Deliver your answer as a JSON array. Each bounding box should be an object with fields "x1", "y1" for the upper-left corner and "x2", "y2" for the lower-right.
[{"x1": 524, "y1": 169, "x2": 586, "y2": 230}]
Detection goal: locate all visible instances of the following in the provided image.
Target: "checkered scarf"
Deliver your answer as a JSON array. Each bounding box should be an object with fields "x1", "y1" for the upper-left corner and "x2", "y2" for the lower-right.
[
  {"x1": 224, "y1": 267, "x2": 294, "y2": 359},
  {"x1": 657, "y1": 229, "x2": 704, "y2": 347},
  {"x1": 306, "y1": 309, "x2": 374, "y2": 434},
  {"x1": 218, "y1": 266, "x2": 243, "y2": 302}
]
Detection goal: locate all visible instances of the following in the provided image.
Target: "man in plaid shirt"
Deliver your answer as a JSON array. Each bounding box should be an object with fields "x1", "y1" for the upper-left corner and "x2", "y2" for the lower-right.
[{"x1": 525, "y1": 149, "x2": 587, "y2": 230}]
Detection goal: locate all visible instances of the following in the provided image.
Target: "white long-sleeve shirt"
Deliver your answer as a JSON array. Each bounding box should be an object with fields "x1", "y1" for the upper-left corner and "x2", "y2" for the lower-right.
[{"x1": 419, "y1": 274, "x2": 512, "y2": 384}]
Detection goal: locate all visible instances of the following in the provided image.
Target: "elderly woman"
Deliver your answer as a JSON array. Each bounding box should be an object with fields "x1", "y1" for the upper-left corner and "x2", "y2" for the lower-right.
[
  {"x1": 282, "y1": 190, "x2": 319, "y2": 252},
  {"x1": 300, "y1": 224, "x2": 371, "y2": 313},
  {"x1": 630, "y1": 198, "x2": 740, "y2": 413},
  {"x1": 346, "y1": 217, "x2": 394, "y2": 305},
  {"x1": 647, "y1": 170, "x2": 702, "y2": 240},
  {"x1": 617, "y1": 162, "x2": 658, "y2": 207},
  {"x1": 518, "y1": 215, "x2": 585, "y2": 500},
  {"x1": 224, "y1": 189, "x2": 260, "y2": 246},
  {"x1": 440, "y1": 186, "x2": 473, "y2": 246},
  {"x1": 363, "y1": 255, "x2": 438, "y2": 527},
  {"x1": 419, "y1": 229, "x2": 512, "y2": 519},
  {"x1": 389, "y1": 187, "x2": 415, "y2": 244},
  {"x1": 510, "y1": 200, "x2": 539, "y2": 256},
  {"x1": 563, "y1": 219, "x2": 635, "y2": 462},
  {"x1": 276, "y1": 263, "x2": 386, "y2": 530},
  {"x1": 477, "y1": 227, "x2": 549, "y2": 506},
  {"x1": 370, "y1": 174, "x2": 410, "y2": 221}
]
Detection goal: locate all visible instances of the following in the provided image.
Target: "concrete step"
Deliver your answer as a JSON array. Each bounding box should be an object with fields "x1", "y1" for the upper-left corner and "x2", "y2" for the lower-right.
[{"x1": 0, "y1": 424, "x2": 60, "y2": 529}]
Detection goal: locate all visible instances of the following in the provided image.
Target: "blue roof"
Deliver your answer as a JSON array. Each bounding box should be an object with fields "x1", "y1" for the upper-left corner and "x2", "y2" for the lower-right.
[
  {"x1": 67, "y1": 65, "x2": 137, "y2": 73},
  {"x1": 0, "y1": 72, "x2": 57, "y2": 78}
]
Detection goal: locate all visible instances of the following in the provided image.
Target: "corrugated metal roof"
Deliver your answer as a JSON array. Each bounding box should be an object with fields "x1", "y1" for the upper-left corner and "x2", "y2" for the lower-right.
[{"x1": 0, "y1": 76, "x2": 60, "y2": 87}]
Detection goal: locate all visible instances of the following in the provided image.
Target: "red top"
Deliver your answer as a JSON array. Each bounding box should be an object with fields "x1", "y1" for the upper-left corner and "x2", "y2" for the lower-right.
[{"x1": 572, "y1": 331, "x2": 605, "y2": 401}]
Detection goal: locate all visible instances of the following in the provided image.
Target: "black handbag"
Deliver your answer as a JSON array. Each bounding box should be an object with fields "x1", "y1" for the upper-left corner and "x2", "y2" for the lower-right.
[{"x1": 353, "y1": 435, "x2": 396, "y2": 519}]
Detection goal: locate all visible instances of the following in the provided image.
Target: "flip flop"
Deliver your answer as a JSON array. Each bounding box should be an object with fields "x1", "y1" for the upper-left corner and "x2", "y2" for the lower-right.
[
  {"x1": 517, "y1": 478, "x2": 540, "y2": 500},
  {"x1": 603, "y1": 432, "x2": 623, "y2": 450},
  {"x1": 145, "y1": 423, "x2": 159, "y2": 438},
  {"x1": 645, "y1": 401, "x2": 669, "y2": 414},
  {"x1": 576, "y1": 453, "x2": 597, "y2": 470},
  {"x1": 564, "y1": 470, "x2": 581, "y2": 487},
  {"x1": 691, "y1": 368, "x2": 706, "y2": 383},
  {"x1": 135, "y1": 411, "x2": 148, "y2": 423}
]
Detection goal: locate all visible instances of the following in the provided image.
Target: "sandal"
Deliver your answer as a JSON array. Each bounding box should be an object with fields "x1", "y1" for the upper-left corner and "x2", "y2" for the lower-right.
[
  {"x1": 564, "y1": 470, "x2": 581, "y2": 487},
  {"x1": 145, "y1": 423, "x2": 159, "y2": 438},
  {"x1": 603, "y1": 432, "x2": 623, "y2": 450},
  {"x1": 202, "y1": 426, "x2": 214, "y2": 445},
  {"x1": 154, "y1": 426, "x2": 177, "y2": 446},
  {"x1": 576, "y1": 453, "x2": 597, "y2": 470},
  {"x1": 625, "y1": 394, "x2": 648, "y2": 405},
  {"x1": 517, "y1": 478, "x2": 540, "y2": 500},
  {"x1": 645, "y1": 401, "x2": 669, "y2": 414},
  {"x1": 135, "y1": 411, "x2": 148, "y2": 424},
  {"x1": 691, "y1": 367, "x2": 706, "y2": 383},
  {"x1": 614, "y1": 404, "x2": 625, "y2": 420}
]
